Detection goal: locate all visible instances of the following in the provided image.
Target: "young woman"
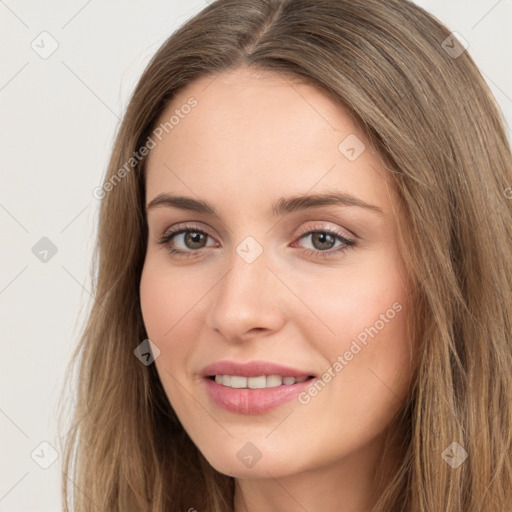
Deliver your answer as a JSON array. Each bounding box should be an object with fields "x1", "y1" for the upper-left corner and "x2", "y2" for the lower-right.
[{"x1": 59, "y1": 0, "x2": 512, "y2": 510}]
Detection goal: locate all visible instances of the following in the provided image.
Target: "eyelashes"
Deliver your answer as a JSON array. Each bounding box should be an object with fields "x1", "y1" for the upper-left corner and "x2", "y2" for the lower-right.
[
  {"x1": 157, "y1": 222, "x2": 357, "y2": 261},
  {"x1": 158, "y1": 225, "x2": 215, "y2": 258}
]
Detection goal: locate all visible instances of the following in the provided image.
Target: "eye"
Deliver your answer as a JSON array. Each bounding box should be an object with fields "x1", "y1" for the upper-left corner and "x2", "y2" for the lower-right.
[
  {"x1": 157, "y1": 222, "x2": 357, "y2": 260},
  {"x1": 157, "y1": 222, "x2": 216, "y2": 258},
  {"x1": 292, "y1": 224, "x2": 356, "y2": 260}
]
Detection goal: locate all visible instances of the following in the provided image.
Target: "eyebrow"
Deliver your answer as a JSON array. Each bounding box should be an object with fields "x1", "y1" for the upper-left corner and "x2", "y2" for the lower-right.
[{"x1": 145, "y1": 192, "x2": 384, "y2": 217}]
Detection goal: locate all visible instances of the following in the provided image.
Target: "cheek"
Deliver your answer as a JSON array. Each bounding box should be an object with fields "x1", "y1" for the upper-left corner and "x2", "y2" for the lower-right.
[
  {"x1": 299, "y1": 250, "x2": 413, "y2": 406},
  {"x1": 139, "y1": 264, "x2": 169, "y2": 341},
  {"x1": 139, "y1": 261, "x2": 199, "y2": 412},
  {"x1": 139, "y1": 260, "x2": 199, "y2": 342},
  {"x1": 300, "y1": 249, "x2": 409, "y2": 353},
  {"x1": 139, "y1": 259, "x2": 212, "y2": 384}
]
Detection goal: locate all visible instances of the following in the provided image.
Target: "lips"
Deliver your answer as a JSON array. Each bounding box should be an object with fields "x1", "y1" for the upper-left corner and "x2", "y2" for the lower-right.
[{"x1": 200, "y1": 360, "x2": 317, "y2": 414}]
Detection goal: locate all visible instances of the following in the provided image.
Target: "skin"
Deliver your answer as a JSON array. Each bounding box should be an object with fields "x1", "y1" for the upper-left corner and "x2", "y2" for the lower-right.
[{"x1": 140, "y1": 66, "x2": 416, "y2": 512}]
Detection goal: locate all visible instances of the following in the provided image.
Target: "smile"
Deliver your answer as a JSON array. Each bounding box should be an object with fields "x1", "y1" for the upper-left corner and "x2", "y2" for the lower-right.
[
  {"x1": 210, "y1": 374, "x2": 310, "y2": 388},
  {"x1": 200, "y1": 360, "x2": 317, "y2": 414},
  {"x1": 203, "y1": 375, "x2": 317, "y2": 414}
]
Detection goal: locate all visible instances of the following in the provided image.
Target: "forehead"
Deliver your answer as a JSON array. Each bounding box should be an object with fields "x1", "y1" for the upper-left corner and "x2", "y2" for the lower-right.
[
  {"x1": 157, "y1": 66, "x2": 364, "y2": 149},
  {"x1": 144, "y1": 67, "x2": 395, "y2": 215}
]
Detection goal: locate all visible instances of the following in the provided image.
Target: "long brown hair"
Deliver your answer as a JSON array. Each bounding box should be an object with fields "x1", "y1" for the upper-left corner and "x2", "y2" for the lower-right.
[{"x1": 58, "y1": 0, "x2": 512, "y2": 510}]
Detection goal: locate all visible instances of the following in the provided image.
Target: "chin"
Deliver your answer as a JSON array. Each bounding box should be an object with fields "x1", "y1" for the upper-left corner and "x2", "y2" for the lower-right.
[{"x1": 196, "y1": 438, "x2": 307, "y2": 479}]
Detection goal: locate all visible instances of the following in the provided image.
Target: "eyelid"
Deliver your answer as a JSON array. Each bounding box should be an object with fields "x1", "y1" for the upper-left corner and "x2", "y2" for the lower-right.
[
  {"x1": 157, "y1": 220, "x2": 358, "y2": 262},
  {"x1": 294, "y1": 221, "x2": 356, "y2": 241},
  {"x1": 160, "y1": 220, "x2": 354, "y2": 241},
  {"x1": 160, "y1": 221, "x2": 215, "y2": 238}
]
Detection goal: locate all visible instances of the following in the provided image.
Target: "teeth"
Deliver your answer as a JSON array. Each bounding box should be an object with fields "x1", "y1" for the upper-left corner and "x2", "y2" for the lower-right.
[
  {"x1": 266, "y1": 375, "x2": 283, "y2": 387},
  {"x1": 248, "y1": 375, "x2": 266, "y2": 389},
  {"x1": 230, "y1": 376, "x2": 247, "y2": 388},
  {"x1": 213, "y1": 374, "x2": 310, "y2": 389}
]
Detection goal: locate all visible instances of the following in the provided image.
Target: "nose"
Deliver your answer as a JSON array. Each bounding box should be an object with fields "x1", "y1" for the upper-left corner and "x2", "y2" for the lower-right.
[{"x1": 205, "y1": 243, "x2": 288, "y2": 344}]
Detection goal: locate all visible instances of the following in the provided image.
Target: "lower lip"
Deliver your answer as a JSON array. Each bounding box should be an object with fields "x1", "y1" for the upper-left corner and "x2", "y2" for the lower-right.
[{"x1": 203, "y1": 377, "x2": 316, "y2": 414}]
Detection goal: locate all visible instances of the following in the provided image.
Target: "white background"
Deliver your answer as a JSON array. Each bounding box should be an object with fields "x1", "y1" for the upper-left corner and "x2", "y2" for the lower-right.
[{"x1": 1, "y1": 1, "x2": 511, "y2": 510}]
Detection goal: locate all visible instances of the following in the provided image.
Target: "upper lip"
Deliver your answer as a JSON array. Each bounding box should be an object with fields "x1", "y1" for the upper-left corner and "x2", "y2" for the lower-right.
[{"x1": 201, "y1": 360, "x2": 315, "y2": 378}]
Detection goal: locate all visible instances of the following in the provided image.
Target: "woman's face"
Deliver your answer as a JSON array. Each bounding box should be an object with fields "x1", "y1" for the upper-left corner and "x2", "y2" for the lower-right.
[{"x1": 140, "y1": 67, "x2": 415, "y2": 483}]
